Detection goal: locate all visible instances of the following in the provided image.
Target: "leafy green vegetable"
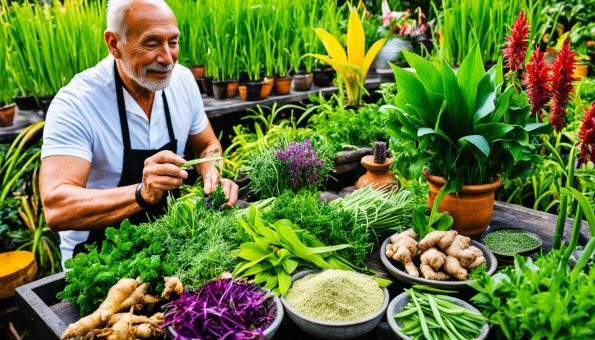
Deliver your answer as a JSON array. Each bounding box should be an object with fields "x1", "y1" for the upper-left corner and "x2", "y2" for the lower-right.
[
  {"x1": 262, "y1": 190, "x2": 372, "y2": 270},
  {"x1": 204, "y1": 184, "x2": 227, "y2": 211},
  {"x1": 470, "y1": 250, "x2": 595, "y2": 339}
]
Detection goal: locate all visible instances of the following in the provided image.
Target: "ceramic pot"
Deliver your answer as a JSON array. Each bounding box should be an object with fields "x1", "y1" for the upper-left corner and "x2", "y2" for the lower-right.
[
  {"x1": 375, "y1": 37, "x2": 413, "y2": 71},
  {"x1": 574, "y1": 64, "x2": 588, "y2": 79},
  {"x1": 312, "y1": 68, "x2": 335, "y2": 87},
  {"x1": 424, "y1": 170, "x2": 502, "y2": 237},
  {"x1": 244, "y1": 81, "x2": 262, "y2": 101},
  {"x1": 0, "y1": 251, "x2": 37, "y2": 299},
  {"x1": 197, "y1": 77, "x2": 214, "y2": 96},
  {"x1": 13, "y1": 95, "x2": 39, "y2": 111},
  {"x1": 212, "y1": 80, "x2": 228, "y2": 100},
  {"x1": 190, "y1": 65, "x2": 206, "y2": 78},
  {"x1": 293, "y1": 73, "x2": 313, "y2": 91},
  {"x1": 226, "y1": 80, "x2": 239, "y2": 98},
  {"x1": 39, "y1": 95, "x2": 55, "y2": 118},
  {"x1": 274, "y1": 77, "x2": 292, "y2": 95},
  {"x1": 355, "y1": 155, "x2": 398, "y2": 190},
  {"x1": 260, "y1": 77, "x2": 274, "y2": 99},
  {"x1": 0, "y1": 103, "x2": 17, "y2": 127}
]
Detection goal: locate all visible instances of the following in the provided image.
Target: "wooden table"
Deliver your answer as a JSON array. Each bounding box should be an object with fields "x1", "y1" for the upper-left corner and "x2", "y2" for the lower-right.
[{"x1": 15, "y1": 200, "x2": 590, "y2": 339}]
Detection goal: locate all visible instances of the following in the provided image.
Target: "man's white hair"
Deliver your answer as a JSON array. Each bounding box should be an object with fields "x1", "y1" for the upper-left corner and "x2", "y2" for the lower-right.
[{"x1": 106, "y1": 0, "x2": 172, "y2": 43}]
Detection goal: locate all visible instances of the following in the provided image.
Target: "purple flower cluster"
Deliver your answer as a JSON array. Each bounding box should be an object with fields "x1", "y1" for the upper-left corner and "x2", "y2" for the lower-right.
[{"x1": 275, "y1": 139, "x2": 326, "y2": 188}]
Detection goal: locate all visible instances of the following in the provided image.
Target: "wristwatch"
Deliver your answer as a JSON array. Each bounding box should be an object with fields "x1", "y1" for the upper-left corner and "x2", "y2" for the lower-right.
[{"x1": 135, "y1": 183, "x2": 151, "y2": 208}]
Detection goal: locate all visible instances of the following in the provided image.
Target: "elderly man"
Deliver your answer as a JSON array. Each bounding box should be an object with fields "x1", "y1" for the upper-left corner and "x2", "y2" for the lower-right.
[{"x1": 40, "y1": 0, "x2": 238, "y2": 268}]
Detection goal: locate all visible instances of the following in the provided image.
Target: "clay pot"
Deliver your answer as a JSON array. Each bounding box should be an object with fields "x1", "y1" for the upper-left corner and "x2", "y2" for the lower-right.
[
  {"x1": 424, "y1": 170, "x2": 502, "y2": 237},
  {"x1": 260, "y1": 77, "x2": 274, "y2": 99},
  {"x1": 238, "y1": 85, "x2": 247, "y2": 101},
  {"x1": 190, "y1": 65, "x2": 206, "y2": 78},
  {"x1": 355, "y1": 155, "x2": 399, "y2": 190},
  {"x1": 226, "y1": 80, "x2": 239, "y2": 98},
  {"x1": 0, "y1": 103, "x2": 16, "y2": 127},
  {"x1": 13, "y1": 95, "x2": 39, "y2": 111},
  {"x1": 293, "y1": 72, "x2": 313, "y2": 91},
  {"x1": 274, "y1": 77, "x2": 292, "y2": 95},
  {"x1": 212, "y1": 80, "x2": 228, "y2": 100},
  {"x1": 244, "y1": 81, "x2": 262, "y2": 101},
  {"x1": 312, "y1": 68, "x2": 335, "y2": 87},
  {"x1": 574, "y1": 64, "x2": 588, "y2": 79}
]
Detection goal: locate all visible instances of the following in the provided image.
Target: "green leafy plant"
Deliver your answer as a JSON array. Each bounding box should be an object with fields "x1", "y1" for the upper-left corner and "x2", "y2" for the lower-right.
[
  {"x1": 382, "y1": 47, "x2": 551, "y2": 191},
  {"x1": 233, "y1": 205, "x2": 356, "y2": 296}
]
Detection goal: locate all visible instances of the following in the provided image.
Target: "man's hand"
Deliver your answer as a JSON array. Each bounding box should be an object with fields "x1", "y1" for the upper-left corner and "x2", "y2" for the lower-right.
[
  {"x1": 203, "y1": 168, "x2": 238, "y2": 207},
  {"x1": 141, "y1": 150, "x2": 188, "y2": 205}
]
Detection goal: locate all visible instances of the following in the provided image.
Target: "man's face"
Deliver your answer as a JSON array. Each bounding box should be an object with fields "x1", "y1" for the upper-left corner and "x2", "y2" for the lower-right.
[{"x1": 118, "y1": 3, "x2": 180, "y2": 91}]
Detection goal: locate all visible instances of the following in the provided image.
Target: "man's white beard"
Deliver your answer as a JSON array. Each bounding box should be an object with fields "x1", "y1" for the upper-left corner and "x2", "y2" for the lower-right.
[{"x1": 120, "y1": 58, "x2": 175, "y2": 91}]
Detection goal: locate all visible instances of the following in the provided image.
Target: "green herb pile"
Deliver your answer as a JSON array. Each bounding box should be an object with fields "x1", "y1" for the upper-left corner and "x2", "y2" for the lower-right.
[
  {"x1": 59, "y1": 197, "x2": 248, "y2": 316},
  {"x1": 262, "y1": 190, "x2": 372, "y2": 270},
  {"x1": 470, "y1": 250, "x2": 595, "y2": 339},
  {"x1": 483, "y1": 229, "x2": 540, "y2": 255},
  {"x1": 395, "y1": 286, "x2": 487, "y2": 340},
  {"x1": 57, "y1": 220, "x2": 178, "y2": 316},
  {"x1": 233, "y1": 205, "x2": 356, "y2": 296}
]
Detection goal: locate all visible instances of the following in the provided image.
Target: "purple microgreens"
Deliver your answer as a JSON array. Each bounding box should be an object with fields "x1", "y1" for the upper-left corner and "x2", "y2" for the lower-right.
[
  {"x1": 163, "y1": 278, "x2": 276, "y2": 340},
  {"x1": 275, "y1": 139, "x2": 326, "y2": 189}
]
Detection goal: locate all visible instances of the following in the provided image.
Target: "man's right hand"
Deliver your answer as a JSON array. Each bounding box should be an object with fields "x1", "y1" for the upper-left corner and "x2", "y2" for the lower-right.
[{"x1": 140, "y1": 150, "x2": 188, "y2": 205}]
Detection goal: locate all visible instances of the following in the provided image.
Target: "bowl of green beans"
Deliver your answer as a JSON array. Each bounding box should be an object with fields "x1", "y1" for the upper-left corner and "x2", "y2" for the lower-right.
[
  {"x1": 481, "y1": 227, "x2": 542, "y2": 260},
  {"x1": 387, "y1": 286, "x2": 489, "y2": 340}
]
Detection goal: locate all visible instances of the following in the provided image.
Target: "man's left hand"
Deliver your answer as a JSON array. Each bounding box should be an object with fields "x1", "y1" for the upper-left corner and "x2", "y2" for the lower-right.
[{"x1": 203, "y1": 168, "x2": 238, "y2": 207}]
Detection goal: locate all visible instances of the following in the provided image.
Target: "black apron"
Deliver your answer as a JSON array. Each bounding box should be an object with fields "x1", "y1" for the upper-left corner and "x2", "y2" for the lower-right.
[{"x1": 72, "y1": 61, "x2": 177, "y2": 256}]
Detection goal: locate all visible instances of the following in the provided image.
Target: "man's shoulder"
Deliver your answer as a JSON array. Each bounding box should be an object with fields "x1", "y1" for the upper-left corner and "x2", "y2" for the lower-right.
[{"x1": 57, "y1": 56, "x2": 114, "y2": 104}]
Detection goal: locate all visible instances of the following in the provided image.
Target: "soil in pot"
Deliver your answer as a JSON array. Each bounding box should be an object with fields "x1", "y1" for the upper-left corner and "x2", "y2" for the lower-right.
[
  {"x1": 424, "y1": 170, "x2": 502, "y2": 237},
  {"x1": 274, "y1": 77, "x2": 292, "y2": 95},
  {"x1": 13, "y1": 95, "x2": 39, "y2": 111},
  {"x1": 244, "y1": 81, "x2": 262, "y2": 101},
  {"x1": 293, "y1": 72, "x2": 313, "y2": 91},
  {"x1": 0, "y1": 103, "x2": 17, "y2": 127},
  {"x1": 212, "y1": 80, "x2": 228, "y2": 100},
  {"x1": 312, "y1": 68, "x2": 335, "y2": 87},
  {"x1": 226, "y1": 80, "x2": 239, "y2": 98}
]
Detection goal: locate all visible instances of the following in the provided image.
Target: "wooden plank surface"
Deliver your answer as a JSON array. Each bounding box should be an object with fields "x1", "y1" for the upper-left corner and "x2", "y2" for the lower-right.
[{"x1": 0, "y1": 110, "x2": 43, "y2": 143}]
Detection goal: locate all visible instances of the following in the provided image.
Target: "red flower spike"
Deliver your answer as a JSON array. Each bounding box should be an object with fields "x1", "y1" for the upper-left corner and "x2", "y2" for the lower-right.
[
  {"x1": 523, "y1": 48, "x2": 551, "y2": 117},
  {"x1": 578, "y1": 102, "x2": 595, "y2": 166},
  {"x1": 549, "y1": 39, "x2": 576, "y2": 132},
  {"x1": 503, "y1": 10, "x2": 529, "y2": 72}
]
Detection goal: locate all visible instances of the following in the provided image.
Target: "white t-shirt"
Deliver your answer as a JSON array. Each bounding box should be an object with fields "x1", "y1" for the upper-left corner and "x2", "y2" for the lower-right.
[{"x1": 41, "y1": 55, "x2": 208, "y2": 268}]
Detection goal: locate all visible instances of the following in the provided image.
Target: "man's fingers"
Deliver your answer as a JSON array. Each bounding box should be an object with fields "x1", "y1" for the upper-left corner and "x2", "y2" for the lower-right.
[
  {"x1": 204, "y1": 170, "x2": 219, "y2": 195},
  {"x1": 145, "y1": 150, "x2": 186, "y2": 167},
  {"x1": 144, "y1": 163, "x2": 188, "y2": 179},
  {"x1": 222, "y1": 179, "x2": 238, "y2": 207},
  {"x1": 149, "y1": 176, "x2": 184, "y2": 190}
]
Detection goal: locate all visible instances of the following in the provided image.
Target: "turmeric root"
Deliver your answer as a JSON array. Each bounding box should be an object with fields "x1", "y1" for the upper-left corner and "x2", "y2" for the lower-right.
[
  {"x1": 444, "y1": 255, "x2": 468, "y2": 280},
  {"x1": 389, "y1": 229, "x2": 420, "y2": 277},
  {"x1": 62, "y1": 278, "x2": 139, "y2": 339}
]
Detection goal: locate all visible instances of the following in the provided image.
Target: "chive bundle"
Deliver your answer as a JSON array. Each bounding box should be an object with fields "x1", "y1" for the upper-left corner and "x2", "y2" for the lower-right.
[
  {"x1": 395, "y1": 286, "x2": 487, "y2": 340},
  {"x1": 483, "y1": 230, "x2": 541, "y2": 255}
]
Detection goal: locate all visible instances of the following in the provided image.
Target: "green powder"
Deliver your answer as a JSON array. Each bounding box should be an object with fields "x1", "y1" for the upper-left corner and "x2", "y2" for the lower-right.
[
  {"x1": 484, "y1": 230, "x2": 541, "y2": 255},
  {"x1": 285, "y1": 269, "x2": 384, "y2": 322}
]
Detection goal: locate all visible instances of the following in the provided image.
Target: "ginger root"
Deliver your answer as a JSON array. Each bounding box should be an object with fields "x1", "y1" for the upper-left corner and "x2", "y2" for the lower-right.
[
  {"x1": 387, "y1": 229, "x2": 420, "y2": 277},
  {"x1": 444, "y1": 255, "x2": 468, "y2": 280},
  {"x1": 161, "y1": 276, "x2": 184, "y2": 300},
  {"x1": 465, "y1": 246, "x2": 486, "y2": 269},
  {"x1": 419, "y1": 230, "x2": 457, "y2": 250}
]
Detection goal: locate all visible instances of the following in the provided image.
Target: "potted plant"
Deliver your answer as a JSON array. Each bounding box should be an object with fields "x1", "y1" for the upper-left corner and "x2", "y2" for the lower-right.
[
  {"x1": 305, "y1": 5, "x2": 386, "y2": 107},
  {"x1": 382, "y1": 46, "x2": 551, "y2": 236}
]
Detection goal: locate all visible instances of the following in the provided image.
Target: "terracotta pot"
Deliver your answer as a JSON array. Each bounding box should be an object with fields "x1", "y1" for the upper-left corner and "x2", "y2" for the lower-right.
[
  {"x1": 0, "y1": 103, "x2": 17, "y2": 127},
  {"x1": 573, "y1": 64, "x2": 588, "y2": 79},
  {"x1": 293, "y1": 73, "x2": 313, "y2": 91},
  {"x1": 226, "y1": 80, "x2": 239, "y2": 98},
  {"x1": 238, "y1": 85, "x2": 247, "y2": 101},
  {"x1": 424, "y1": 170, "x2": 502, "y2": 237},
  {"x1": 260, "y1": 78, "x2": 274, "y2": 99},
  {"x1": 190, "y1": 65, "x2": 206, "y2": 78},
  {"x1": 263, "y1": 75, "x2": 276, "y2": 89},
  {"x1": 0, "y1": 250, "x2": 37, "y2": 299},
  {"x1": 212, "y1": 80, "x2": 228, "y2": 100},
  {"x1": 355, "y1": 155, "x2": 398, "y2": 190},
  {"x1": 274, "y1": 77, "x2": 292, "y2": 95}
]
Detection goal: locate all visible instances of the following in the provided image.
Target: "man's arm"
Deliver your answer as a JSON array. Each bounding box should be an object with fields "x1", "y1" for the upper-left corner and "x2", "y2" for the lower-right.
[
  {"x1": 40, "y1": 151, "x2": 188, "y2": 231},
  {"x1": 187, "y1": 121, "x2": 238, "y2": 206}
]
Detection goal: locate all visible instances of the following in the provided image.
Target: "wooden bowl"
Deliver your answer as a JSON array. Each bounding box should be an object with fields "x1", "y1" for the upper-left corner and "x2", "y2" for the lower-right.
[
  {"x1": 0, "y1": 250, "x2": 37, "y2": 299},
  {"x1": 380, "y1": 237, "x2": 497, "y2": 290}
]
